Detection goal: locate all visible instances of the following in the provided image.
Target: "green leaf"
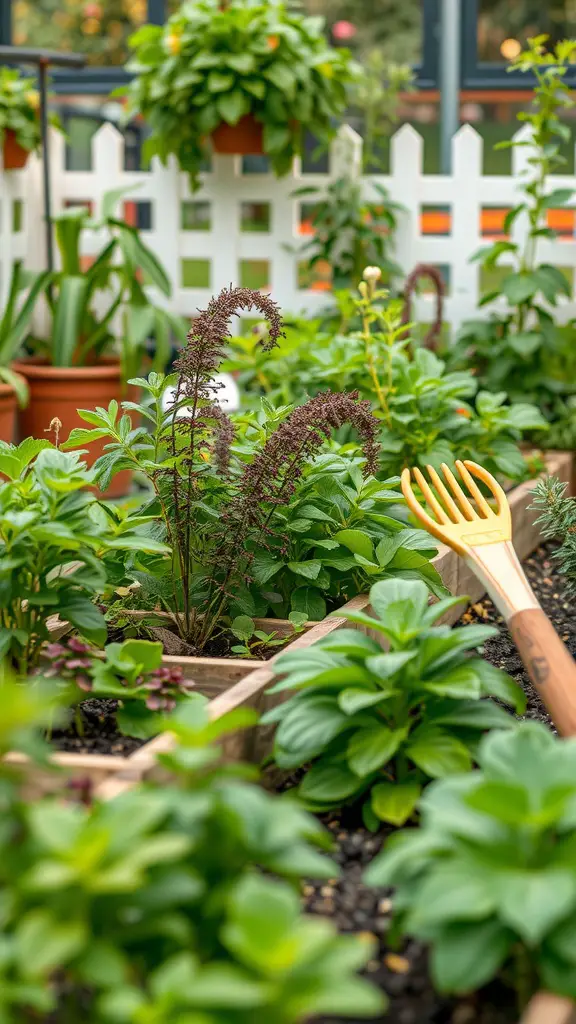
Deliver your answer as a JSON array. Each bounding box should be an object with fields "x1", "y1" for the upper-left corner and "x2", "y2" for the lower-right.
[
  {"x1": 496, "y1": 869, "x2": 576, "y2": 944},
  {"x1": 275, "y1": 696, "x2": 350, "y2": 764},
  {"x1": 541, "y1": 188, "x2": 574, "y2": 209},
  {"x1": 365, "y1": 650, "x2": 418, "y2": 679},
  {"x1": 430, "y1": 919, "x2": 513, "y2": 994},
  {"x1": 335, "y1": 529, "x2": 374, "y2": 561},
  {"x1": 465, "y1": 780, "x2": 530, "y2": 825},
  {"x1": 27, "y1": 802, "x2": 82, "y2": 852},
  {"x1": 115, "y1": 224, "x2": 171, "y2": 295},
  {"x1": 409, "y1": 860, "x2": 497, "y2": 929},
  {"x1": 231, "y1": 615, "x2": 255, "y2": 642},
  {"x1": 264, "y1": 64, "x2": 296, "y2": 94},
  {"x1": 216, "y1": 90, "x2": 249, "y2": 125},
  {"x1": 423, "y1": 664, "x2": 482, "y2": 700},
  {"x1": 338, "y1": 688, "x2": 388, "y2": 714},
  {"x1": 501, "y1": 273, "x2": 538, "y2": 305},
  {"x1": 547, "y1": 916, "x2": 576, "y2": 966},
  {"x1": 262, "y1": 121, "x2": 292, "y2": 154},
  {"x1": 507, "y1": 331, "x2": 543, "y2": 357},
  {"x1": 288, "y1": 560, "x2": 322, "y2": 580},
  {"x1": 369, "y1": 578, "x2": 429, "y2": 632},
  {"x1": 407, "y1": 728, "x2": 472, "y2": 778},
  {"x1": 208, "y1": 70, "x2": 235, "y2": 93},
  {"x1": 371, "y1": 781, "x2": 421, "y2": 825},
  {"x1": 225, "y1": 53, "x2": 256, "y2": 74},
  {"x1": 299, "y1": 762, "x2": 362, "y2": 804},
  {"x1": 15, "y1": 910, "x2": 87, "y2": 977},
  {"x1": 52, "y1": 276, "x2": 89, "y2": 367},
  {"x1": 291, "y1": 587, "x2": 326, "y2": 621},
  {"x1": 57, "y1": 594, "x2": 107, "y2": 646},
  {"x1": 347, "y1": 726, "x2": 405, "y2": 777}
]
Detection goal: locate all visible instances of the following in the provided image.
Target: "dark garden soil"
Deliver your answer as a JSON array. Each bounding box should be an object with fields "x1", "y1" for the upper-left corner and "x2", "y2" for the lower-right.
[
  {"x1": 306, "y1": 541, "x2": 568, "y2": 1024},
  {"x1": 107, "y1": 618, "x2": 292, "y2": 660},
  {"x1": 50, "y1": 699, "x2": 143, "y2": 757}
]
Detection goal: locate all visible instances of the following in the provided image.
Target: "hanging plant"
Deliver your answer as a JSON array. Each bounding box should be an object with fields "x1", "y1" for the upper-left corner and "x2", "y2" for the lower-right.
[{"x1": 119, "y1": 0, "x2": 360, "y2": 190}]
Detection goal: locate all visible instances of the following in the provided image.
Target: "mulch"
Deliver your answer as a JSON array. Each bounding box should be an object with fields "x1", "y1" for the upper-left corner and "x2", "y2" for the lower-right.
[{"x1": 305, "y1": 541, "x2": 568, "y2": 1023}]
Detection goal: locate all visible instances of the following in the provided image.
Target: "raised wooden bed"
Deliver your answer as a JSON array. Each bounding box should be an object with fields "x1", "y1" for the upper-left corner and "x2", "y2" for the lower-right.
[
  {"x1": 6, "y1": 610, "x2": 355, "y2": 797},
  {"x1": 93, "y1": 449, "x2": 573, "y2": 793},
  {"x1": 6, "y1": 450, "x2": 573, "y2": 797}
]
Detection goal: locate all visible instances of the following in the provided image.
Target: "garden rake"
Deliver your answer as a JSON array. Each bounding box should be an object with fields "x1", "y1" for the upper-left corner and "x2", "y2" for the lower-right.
[{"x1": 401, "y1": 459, "x2": 576, "y2": 736}]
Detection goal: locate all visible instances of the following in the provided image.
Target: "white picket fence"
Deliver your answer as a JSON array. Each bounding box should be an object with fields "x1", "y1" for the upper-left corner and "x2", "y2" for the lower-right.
[{"x1": 2, "y1": 121, "x2": 576, "y2": 335}]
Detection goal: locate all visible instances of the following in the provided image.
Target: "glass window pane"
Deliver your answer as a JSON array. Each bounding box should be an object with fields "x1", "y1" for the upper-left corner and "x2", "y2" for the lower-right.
[
  {"x1": 13, "y1": 0, "x2": 147, "y2": 66},
  {"x1": 166, "y1": 1, "x2": 422, "y2": 64},
  {"x1": 478, "y1": 0, "x2": 576, "y2": 63},
  {"x1": 302, "y1": 1, "x2": 422, "y2": 64}
]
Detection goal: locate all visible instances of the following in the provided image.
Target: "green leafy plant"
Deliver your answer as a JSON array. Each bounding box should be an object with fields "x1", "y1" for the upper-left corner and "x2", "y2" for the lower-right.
[
  {"x1": 294, "y1": 53, "x2": 410, "y2": 292},
  {"x1": 120, "y1": 0, "x2": 359, "y2": 191},
  {"x1": 451, "y1": 36, "x2": 576, "y2": 446},
  {"x1": 230, "y1": 611, "x2": 308, "y2": 658},
  {"x1": 42, "y1": 636, "x2": 194, "y2": 739},
  {"x1": 355, "y1": 270, "x2": 546, "y2": 478},
  {"x1": 353, "y1": 51, "x2": 414, "y2": 172},
  {"x1": 228, "y1": 273, "x2": 545, "y2": 479},
  {"x1": 0, "y1": 262, "x2": 51, "y2": 406},
  {"x1": 0, "y1": 439, "x2": 169, "y2": 675},
  {"x1": 0, "y1": 67, "x2": 42, "y2": 153},
  {"x1": 295, "y1": 178, "x2": 401, "y2": 291},
  {"x1": 263, "y1": 577, "x2": 523, "y2": 828},
  {"x1": 529, "y1": 475, "x2": 576, "y2": 597},
  {"x1": 34, "y1": 188, "x2": 187, "y2": 371},
  {"x1": 0, "y1": 687, "x2": 385, "y2": 1021},
  {"x1": 365, "y1": 721, "x2": 576, "y2": 1007},
  {"x1": 227, "y1": 435, "x2": 446, "y2": 619},
  {"x1": 65, "y1": 286, "x2": 444, "y2": 656}
]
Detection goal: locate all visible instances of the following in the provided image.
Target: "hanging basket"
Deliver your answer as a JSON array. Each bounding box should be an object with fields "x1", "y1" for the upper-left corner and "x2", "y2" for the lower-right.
[
  {"x1": 2, "y1": 130, "x2": 30, "y2": 170},
  {"x1": 211, "y1": 114, "x2": 264, "y2": 155}
]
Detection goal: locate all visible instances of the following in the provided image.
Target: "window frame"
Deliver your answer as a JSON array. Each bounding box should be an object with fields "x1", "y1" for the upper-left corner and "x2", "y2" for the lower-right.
[
  {"x1": 461, "y1": 0, "x2": 576, "y2": 88},
  {"x1": 0, "y1": 0, "x2": 165, "y2": 91},
  {"x1": 0, "y1": 0, "x2": 441, "y2": 92}
]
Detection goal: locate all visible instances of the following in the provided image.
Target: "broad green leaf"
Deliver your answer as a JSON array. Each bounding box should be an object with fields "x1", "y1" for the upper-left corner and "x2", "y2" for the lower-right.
[
  {"x1": 15, "y1": 910, "x2": 87, "y2": 977},
  {"x1": 299, "y1": 762, "x2": 362, "y2": 804},
  {"x1": 501, "y1": 272, "x2": 538, "y2": 305},
  {"x1": 496, "y1": 868, "x2": 576, "y2": 944},
  {"x1": 407, "y1": 728, "x2": 472, "y2": 778},
  {"x1": 408, "y1": 860, "x2": 497, "y2": 929},
  {"x1": 431, "y1": 919, "x2": 513, "y2": 994},
  {"x1": 231, "y1": 615, "x2": 255, "y2": 642},
  {"x1": 347, "y1": 726, "x2": 405, "y2": 777},
  {"x1": 291, "y1": 587, "x2": 326, "y2": 621},
  {"x1": 57, "y1": 594, "x2": 107, "y2": 646},
  {"x1": 334, "y1": 529, "x2": 374, "y2": 561},
  {"x1": 288, "y1": 560, "x2": 322, "y2": 580},
  {"x1": 371, "y1": 781, "x2": 421, "y2": 825}
]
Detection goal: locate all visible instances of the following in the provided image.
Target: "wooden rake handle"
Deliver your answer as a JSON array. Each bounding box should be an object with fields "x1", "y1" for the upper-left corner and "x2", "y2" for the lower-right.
[
  {"x1": 509, "y1": 608, "x2": 576, "y2": 738},
  {"x1": 519, "y1": 991, "x2": 576, "y2": 1024}
]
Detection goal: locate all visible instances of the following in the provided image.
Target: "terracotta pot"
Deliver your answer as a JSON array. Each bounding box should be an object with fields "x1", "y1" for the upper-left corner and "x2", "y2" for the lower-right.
[
  {"x1": 12, "y1": 359, "x2": 131, "y2": 498},
  {"x1": 0, "y1": 383, "x2": 17, "y2": 442},
  {"x1": 211, "y1": 114, "x2": 264, "y2": 155},
  {"x1": 3, "y1": 130, "x2": 30, "y2": 170}
]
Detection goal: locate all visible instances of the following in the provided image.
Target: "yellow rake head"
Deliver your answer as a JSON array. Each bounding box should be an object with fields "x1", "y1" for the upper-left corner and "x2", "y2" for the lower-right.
[{"x1": 400, "y1": 459, "x2": 512, "y2": 557}]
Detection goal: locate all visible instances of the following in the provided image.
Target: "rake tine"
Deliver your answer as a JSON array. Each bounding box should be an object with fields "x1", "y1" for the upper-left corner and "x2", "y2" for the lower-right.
[
  {"x1": 455, "y1": 460, "x2": 494, "y2": 518},
  {"x1": 401, "y1": 468, "x2": 439, "y2": 529},
  {"x1": 412, "y1": 466, "x2": 451, "y2": 524},
  {"x1": 463, "y1": 460, "x2": 508, "y2": 517},
  {"x1": 440, "y1": 462, "x2": 477, "y2": 521},
  {"x1": 427, "y1": 464, "x2": 466, "y2": 523}
]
